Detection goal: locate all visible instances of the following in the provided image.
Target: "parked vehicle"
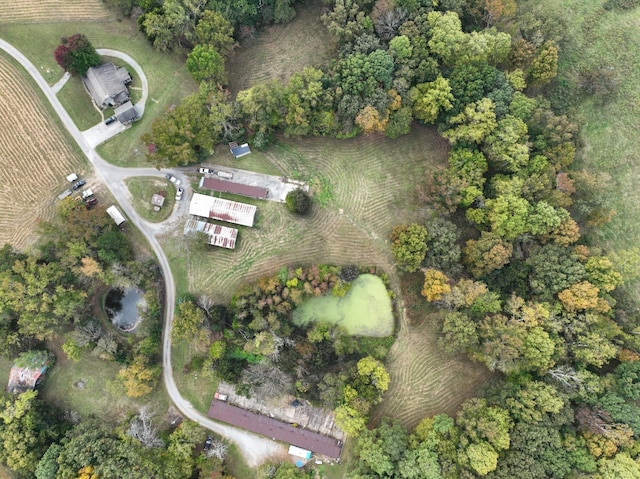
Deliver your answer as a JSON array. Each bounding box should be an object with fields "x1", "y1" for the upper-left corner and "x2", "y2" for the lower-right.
[
  {"x1": 71, "y1": 179, "x2": 86, "y2": 191},
  {"x1": 165, "y1": 174, "x2": 181, "y2": 186},
  {"x1": 204, "y1": 435, "x2": 213, "y2": 451},
  {"x1": 81, "y1": 189, "x2": 94, "y2": 200},
  {"x1": 214, "y1": 392, "x2": 228, "y2": 401},
  {"x1": 175, "y1": 187, "x2": 184, "y2": 201},
  {"x1": 217, "y1": 171, "x2": 233, "y2": 179},
  {"x1": 84, "y1": 197, "x2": 97, "y2": 209},
  {"x1": 104, "y1": 116, "x2": 117, "y2": 125},
  {"x1": 199, "y1": 167, "x2": 215, "y2": 174}
]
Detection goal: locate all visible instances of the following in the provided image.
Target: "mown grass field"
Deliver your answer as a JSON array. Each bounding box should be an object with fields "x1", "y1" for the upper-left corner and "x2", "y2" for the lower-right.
[
  {"x1": 171, "y1": 338, "x2": 218, "y2": 414},
  {"x1": 1, "y1": 16, "x2": 198, "y2": 167},
  {"x1": 0, "y1": 53, "x2": 86, "y2": 249},
  {"x1": 517, "y1": 1, "x2": 640, "y2": 264},
  {"x1": 226, "y1": 0, "x2": 333, "y2": 95}
]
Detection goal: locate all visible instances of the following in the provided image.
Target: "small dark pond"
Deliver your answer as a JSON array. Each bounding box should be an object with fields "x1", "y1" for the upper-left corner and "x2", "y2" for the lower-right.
[{"x1": 104, "y1": 287, "x2": 146, "y2": 332}]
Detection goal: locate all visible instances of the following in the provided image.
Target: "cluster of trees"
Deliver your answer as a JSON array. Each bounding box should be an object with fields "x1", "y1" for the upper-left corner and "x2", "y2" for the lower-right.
[
  {"x1": 53, "y1": 34, "x2": 101, "y2": 76},
  {"x1": 373, "y1": 0, "x2": 640, "y2": 477},
  {"x1": 137, "y1": 0, "x2": 563, "y2": 167},
  {"x1": 0, "y1": 390, "x2": 234, "y2": 479},
  {"x1": 173, "y1": 264, "x2": 393, "y2": 433}
]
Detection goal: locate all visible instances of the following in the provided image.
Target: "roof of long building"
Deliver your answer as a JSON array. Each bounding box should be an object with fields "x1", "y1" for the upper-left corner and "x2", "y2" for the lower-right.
[
  {"x1": 188, "y1": 193, "x2": 256, "y2": 227},
  {"x1": 207, "y1": 400, "x2": 343, "y2": 459},
  {"x1": 201, "y1": 177, "x2": 268, "y2": 199}
]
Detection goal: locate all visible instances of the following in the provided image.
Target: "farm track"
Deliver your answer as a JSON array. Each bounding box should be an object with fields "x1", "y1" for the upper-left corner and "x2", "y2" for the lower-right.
[
  {"x1": 0, "y1": 0, "x2": 114, "y2": 23},
  {"x1": 0, "y1": 55, "x2": 84, "y2": 248}
]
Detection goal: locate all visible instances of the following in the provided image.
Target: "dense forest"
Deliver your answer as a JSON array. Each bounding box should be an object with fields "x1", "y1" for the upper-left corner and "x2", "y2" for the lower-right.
[{"x1": 2, "y1": 0, "x2": 640, "y2": 477}]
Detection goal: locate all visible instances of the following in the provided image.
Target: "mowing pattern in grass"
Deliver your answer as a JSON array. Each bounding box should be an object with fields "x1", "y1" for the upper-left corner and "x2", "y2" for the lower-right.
[
  {"x1": 226, "y1": 0, "x2": 333, "y2": 95},
  {"x1": 164, "y1": 125, "x2": 449, "y2": 304},
  {"x1": 0, "y1": 55, "x2": 85, "y2": 249},
  {"x1": 0, "y1": 0, "x2": 114, "y2": 24},
  {"x1": 372, "y1": 310, "x2": 494, "y2": 428},
  {"x1": 125, "y1": 176, "x2": 176, "y2": 223}
]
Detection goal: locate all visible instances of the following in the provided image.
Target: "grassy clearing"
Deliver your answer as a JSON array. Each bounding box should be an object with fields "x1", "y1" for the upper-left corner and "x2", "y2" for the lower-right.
[
  {"x1": 516, "y1": 1, "x2": 640, "y2": 292},
  {"x1": 41, "y1": 346, "x2": 170, "y2": 423},
  {"x1": 1, "y1": 19, "x2": 198, "y2": 167},
  {"x1": 125, "y1": 176, "x2": 176, "y2": 223},
  {"x1": 372, "y1": 275, "x2": 494, "y2": 428},
  {"x1": 226, "y1": 0, "x2": 333, "y2": 95},
  {"x1": 171, "y1": 338, "x2": 219, "y2": 414}
]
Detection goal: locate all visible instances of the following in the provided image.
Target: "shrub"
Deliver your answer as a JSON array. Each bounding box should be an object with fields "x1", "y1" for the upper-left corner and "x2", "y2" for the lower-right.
[{"x1": 285, "y1": 188, "x2": 312, "y2": 215}]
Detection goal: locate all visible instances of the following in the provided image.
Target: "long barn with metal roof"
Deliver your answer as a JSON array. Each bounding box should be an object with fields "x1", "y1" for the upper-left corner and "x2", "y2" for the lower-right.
[{"x1": 189, "y1": 193, "x2": 256, "y2": 227}]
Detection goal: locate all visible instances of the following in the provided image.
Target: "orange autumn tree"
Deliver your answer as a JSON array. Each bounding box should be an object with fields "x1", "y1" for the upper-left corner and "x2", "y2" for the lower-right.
[{"x1": 422, "y1": 268, "x2": 451, "y2": 302}]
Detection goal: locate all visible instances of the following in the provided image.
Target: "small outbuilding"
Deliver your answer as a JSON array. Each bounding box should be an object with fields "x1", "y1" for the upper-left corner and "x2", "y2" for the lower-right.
[
  {"x1": 229, "y1": 142, "x2": 251, "y2": 159},
  {"x1": 151, "y1": 193, "x2": 165, "y2": 211},
  {"x1": 7, "y1": 352, "x2": 49, "y2": 394}
]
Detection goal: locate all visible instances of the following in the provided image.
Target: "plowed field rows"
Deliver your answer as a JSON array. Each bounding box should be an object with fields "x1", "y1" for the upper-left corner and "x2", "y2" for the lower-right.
[
  {"x1": 0, "y1": 56, "x2": 84, "y2": 249},
  {"x1": 0, "y1": 0, "x2": 113, "y2": 23}
]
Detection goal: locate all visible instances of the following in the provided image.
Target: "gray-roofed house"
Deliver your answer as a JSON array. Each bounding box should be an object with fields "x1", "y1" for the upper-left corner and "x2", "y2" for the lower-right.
[
  {"x1": 114, "y1": 101, "x2": 138, "y2": 125},
  {"x1": 83, "y1": 63, "x2": 132, "y2": 108}
]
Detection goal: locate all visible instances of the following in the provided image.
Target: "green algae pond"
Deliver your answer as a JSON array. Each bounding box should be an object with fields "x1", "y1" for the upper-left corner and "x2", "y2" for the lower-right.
[{"x1": 292, "y1": 274, "x2": 394, "y2": 336}]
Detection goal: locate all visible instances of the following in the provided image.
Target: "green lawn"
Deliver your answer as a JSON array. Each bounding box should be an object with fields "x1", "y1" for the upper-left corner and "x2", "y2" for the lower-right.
[
  {"x1": 1, "y1": 19, "x2": 198, "y2": 167},
  {"x1": 57, "y1": 75, "x2": 101, "y2": 130},
  {"x1": 171, "y1": 338, "x2": 219, "y2": 414},
  {"x1": 41, "y1": 349, "x2": 170, "y2": 422},
  {"x1": 516, "y1": 1, "x2": 640, "y2": 292},
  {"x1": 125, "y1": 176, "x2": 176, "y2": 223}
]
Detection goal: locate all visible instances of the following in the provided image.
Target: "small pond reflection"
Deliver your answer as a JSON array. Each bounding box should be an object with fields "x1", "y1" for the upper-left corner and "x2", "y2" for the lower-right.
[{"x1": 105, "y1": 287, "x2": 146, "y2": 332}]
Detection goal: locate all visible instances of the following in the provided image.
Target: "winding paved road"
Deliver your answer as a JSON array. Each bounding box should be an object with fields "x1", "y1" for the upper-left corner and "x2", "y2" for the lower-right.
[{"x1": 0, "y1": 39, "x2": 285, "y2": 466}]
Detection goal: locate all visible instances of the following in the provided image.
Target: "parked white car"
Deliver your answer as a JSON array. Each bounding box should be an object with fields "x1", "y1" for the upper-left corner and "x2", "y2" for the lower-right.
[
  {"x1": 165, "y1": 174, "x2": 181, "y2": 186},
  {"x1": 175, "y1": 187, "x2": 184, "y2": 201}
]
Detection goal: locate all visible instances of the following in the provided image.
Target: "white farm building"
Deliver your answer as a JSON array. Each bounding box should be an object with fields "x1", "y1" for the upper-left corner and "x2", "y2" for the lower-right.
[{"x1": 188, "y1": 193, "x2": 256, "y2": 227}]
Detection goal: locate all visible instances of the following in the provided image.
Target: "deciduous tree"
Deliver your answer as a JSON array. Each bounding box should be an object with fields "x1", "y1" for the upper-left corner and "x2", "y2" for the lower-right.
[
  {"x1": 421, "y1": 269, "x2": 451, "y2": 302},
  {"x1": 391, "y1": 224, "x2": 429, "y2": 272}
]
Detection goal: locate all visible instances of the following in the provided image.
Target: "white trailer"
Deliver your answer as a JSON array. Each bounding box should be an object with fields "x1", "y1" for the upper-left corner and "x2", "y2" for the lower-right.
[{"x1": 106, "y1": 205, "x2": 126, "y2": 226}]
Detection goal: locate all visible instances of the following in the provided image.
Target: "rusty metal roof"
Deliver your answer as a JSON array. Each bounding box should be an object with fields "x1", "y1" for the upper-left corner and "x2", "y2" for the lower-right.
[
  {"x1": 207, "y1": 400, "x2": 343, "y2": 459},
  {"x1": 189, "y1": 193, "x2": 256, "y2": 227},
  {"x1": 201, "y1": 177, "x2": 268, "y2": 199}
]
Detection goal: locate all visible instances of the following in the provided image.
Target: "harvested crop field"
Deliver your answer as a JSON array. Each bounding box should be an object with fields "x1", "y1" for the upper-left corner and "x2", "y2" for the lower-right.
[
  {"x1": 0, "y1": 55, "x2": 85, "y2": 249},
  {"x1": 0, "y1": 0, "x2": 113, "y2": 23}
]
